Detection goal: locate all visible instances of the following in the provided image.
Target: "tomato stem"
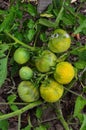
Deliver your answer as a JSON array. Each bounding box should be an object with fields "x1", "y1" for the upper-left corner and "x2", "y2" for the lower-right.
[
  {"x1": 4, "y1": 31, "x2": 37, "y2": 51},
  {"x1": 0, "y1": 100, "x2": 42, "y2": 120},
  {"x1": 55, "y1": 101, "x2": 70, "y2": 130}
]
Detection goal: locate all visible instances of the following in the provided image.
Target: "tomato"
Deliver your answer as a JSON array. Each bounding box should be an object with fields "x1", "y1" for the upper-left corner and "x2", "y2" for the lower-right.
[
  {"x1": 35, "y1": 50, "x2": 57, "y2": 73},
  {"x1": 54, "y1": 61, "x2": 75, "y2": 84},
  {"x1": 19, "y1": 66, "x2": 33, "y2": 80},
  {"x1": 17, "y1": 81, "x2": 39, "y2": 102},
  {"x1": 40, "y1": 79, "x2": 64, "y2": 102},
  {"x1": 48, "y1": 29, "x2": 71, "y2": 53},
  {"x1": 14, "y1": 47, "x2": 30, "y2": 64}
]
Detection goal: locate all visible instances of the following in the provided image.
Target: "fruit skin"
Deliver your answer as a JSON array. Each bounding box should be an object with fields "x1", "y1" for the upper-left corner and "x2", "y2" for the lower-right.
[
  {"x1": 18, "y1": 81, "x2": 39, "y2": 102},
  {"x1": 19, "y1": 66, "x2": 33, "y2": 80},
  {"x1": 40, "y1": 79, "x2": 64, "y2": 102},
  {"x1": 14, "y1": 47, "x2": 30, "y2": 64},
  {"x1": 48, "y1": 29, "x2": 71, "y2": 53},
  {"x1": 35, "y1": 50, "x2": 57, "y2": 73},
  {"x1": 54, "y1": 61, "x2": 75, "y2": 84}
]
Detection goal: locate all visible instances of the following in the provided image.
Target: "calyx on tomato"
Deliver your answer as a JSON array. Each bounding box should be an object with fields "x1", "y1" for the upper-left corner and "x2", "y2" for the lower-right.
[{"x1": 35, "y1": 50, "x2": 57, "y2": 73}]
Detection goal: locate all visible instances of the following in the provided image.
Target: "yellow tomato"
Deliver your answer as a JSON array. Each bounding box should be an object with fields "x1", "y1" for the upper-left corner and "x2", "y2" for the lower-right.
[
  {"x1": 54, "y1": 61, "x2": 75, "y2": 84},
  {"x1": 40, "y1": 79, "x2": 64, "y2": 102}
]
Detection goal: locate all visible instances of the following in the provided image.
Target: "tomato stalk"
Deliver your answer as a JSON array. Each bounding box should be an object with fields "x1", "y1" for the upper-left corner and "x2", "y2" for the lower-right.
[
  {"x1": 4, "y1": 31, "x2": 38, "y2": 51},
  {"x1": 0, "y1": 100, "x2": 42, "y2": 120},
  {"x1": 55, "y1": 101, "x2": 70, "y2": 130}
]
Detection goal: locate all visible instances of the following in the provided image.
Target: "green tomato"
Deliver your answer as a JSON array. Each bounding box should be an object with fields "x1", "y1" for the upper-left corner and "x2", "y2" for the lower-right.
[
  {"x1": 17, "y1": 81, "x2": 39, "y2": 102},
  {"x1": 48, "y1": 29, "x2": 71, "y2": 53},
  {"x1": 35, "y1": 50, "x2": 57, "y2": 73},
  {"x1": 14, "y1": 47, "x2": 30, "y2": 64},
  {"x1": 19, "y1": 66, "x2": 33, "y2": 80}
]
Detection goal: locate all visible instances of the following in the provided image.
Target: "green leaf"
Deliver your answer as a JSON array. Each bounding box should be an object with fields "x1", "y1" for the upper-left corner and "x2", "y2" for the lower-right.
[
  {"x1": 7, "y1": 94, "x2": 17, "y2": 103},
  {"x1": 35, "y1": 107, "x2": 43, "y2": 119},
  {"x1": 0, "y1": 55, "x2": 8, "y2": 87},
  {"x1": 27, "y1": 3, "x2": 37, "y2": 17},
  {"x1": 0, "y1": 6, "x2": 16, "y2": 32},
  {"x1": 74, "y1": 19, "x2": 86, "y2": 34},
  {"x1": 0, "y1": 112, "x2": 9, "y2": 130},
  {"x1": 22, "y1": 125, "x2": 31, "y2": 130},
  {"x1": 0, "y1": 120, "x2": 9, "y2": 130},
  {"x1": 40, "y1": 33, "x2": 47, "y2": 42},
  {"x1": 27, "y1": 19, "x2": 35, "y2": 29},
  {"x1": 7, "y1": 94, "x2": 18, "y2": 111},
  {"x1": 38, "y1": 18, "x2": 55, "y2": 28},
  {"x1": 74, "y1": 61, "x2": 86, "y2": 70},
  {"x1": 80, "y1": 114, "x2": 86, "y2": 130},
  {"x1": 27, "y1": 29, "x2": 36, "y2": 41},
  {"x1": 73, "y1": 96, "x2": 86, "y2": 123},
  {"x1": 9, "y1": 104, "x2": 19, "y2": 112},
  {"x1": 35, "y1": 125, "x2": 47, "y2": 130},
  {"x1": 0, "y1": 44, "x2": 9, "y2": 53}
]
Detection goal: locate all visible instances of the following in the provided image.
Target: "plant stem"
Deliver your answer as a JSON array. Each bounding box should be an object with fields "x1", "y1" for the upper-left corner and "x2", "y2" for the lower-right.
[
  {"x1": 55, "y1": 101, "x2": 70, "y2": 130},
  {"x1": 18, "y1": 114, "x2": 21, "y2": 130},
  {"x1": 0, "y1": 102, "x2": 27, "y2": 105},
  {"x1": 4, "y1": 31, "x2": 37, "y2": 51},
  {"x1": 0, "y1": 100, "x2": 42, "y2": 120}
]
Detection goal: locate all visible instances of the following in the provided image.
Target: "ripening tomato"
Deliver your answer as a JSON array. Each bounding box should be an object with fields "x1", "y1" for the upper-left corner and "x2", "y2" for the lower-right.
[
  {"x1": 54, "y1": 61, "x2": 75, "y2": 84},
  {"x1": 40, "y1": 79, "x2": 64, "y2": 102},
  {"x1": 48, "y1": 29, "x2": 71, "y2": 53},
  {"x1": 17, "y1": 81, "x2": 39, "y2": 102},
  {"x1": 35, "y1": 50, "x2": 57, "y2": 73}
]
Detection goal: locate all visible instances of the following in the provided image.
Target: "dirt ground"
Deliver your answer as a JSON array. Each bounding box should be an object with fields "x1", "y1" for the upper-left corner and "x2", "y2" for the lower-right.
[{"x1": 0, "y1": 0, "x2": 86, "y2": 130}]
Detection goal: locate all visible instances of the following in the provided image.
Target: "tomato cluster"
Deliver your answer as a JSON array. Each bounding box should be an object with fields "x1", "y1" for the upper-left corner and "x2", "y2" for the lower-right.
[{"x1": 14, "y1": 29, "x2": 75, "y2": 103}]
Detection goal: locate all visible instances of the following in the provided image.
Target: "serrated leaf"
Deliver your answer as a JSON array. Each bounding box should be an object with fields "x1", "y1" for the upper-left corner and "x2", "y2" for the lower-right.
[
  {"x1": 0, "y1": 119, "x2": 9, "y2": 130},
  {"x1": 35, "y1": 125, "x2": 47, "y2": 130},
  {"x1": 0, "y1": 55, "x2": 8, "y2": 87},
  {"x1": 73, "y1": 96, "x2": 86, "y2": 123},
  {"x1": 7, "y1": 94, "x2": 17, "y2": 103},
  {"x1": 22, "y1": 125, "x2": 31, "y2": 130},
  {"x1": 27, "y1": 3, "x2": 37, "y2": 16},
  {"x1": 74, "y1": 61, "x2": 86, "y2": 69},
  {"x1": 7, "y1": 94, "x2": 18, "y2": 111},
  {"x1": 0, "y1": 44, "x2": 9, "y2": 53},
  {"x1": 0, "y1": 6, "x2": 16, "y2": 32},
  {"x1": 9, "y1": 104, "x2": 18, "y2": 112},
  {"x1": 40, "y1": 33, "x2": 47, "y2": 42},
  {"x1": 38, "y1": 18, "x2": 55, "y2": 28},
  {"x1": 74, "y1": 19, "x2": 86, "y2": 34},
  {"x1": 27, "y1": 19, "x2": 35, "y2": 29},
  {"x1": 27, "y1": 29, "x2": 36, "y2": 41},
  {"x1": 35, "y1": 107, "x2": 43, "y2": 119},
  {"x1": 80, "y1": 114, "x2": 86, "y2": 130}
]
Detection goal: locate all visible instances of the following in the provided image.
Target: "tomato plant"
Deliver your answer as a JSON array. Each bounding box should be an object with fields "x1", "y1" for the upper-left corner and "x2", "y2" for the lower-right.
[{"x1": 0, "y1": 0, "x2": 86, "y2": 130}]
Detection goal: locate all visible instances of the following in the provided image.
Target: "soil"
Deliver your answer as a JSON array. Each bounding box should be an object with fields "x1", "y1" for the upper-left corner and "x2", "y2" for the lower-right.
[{"x1": 0, "y1": 1, "x2": 86, "y2": 130}]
